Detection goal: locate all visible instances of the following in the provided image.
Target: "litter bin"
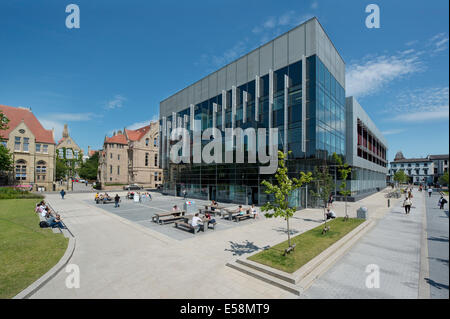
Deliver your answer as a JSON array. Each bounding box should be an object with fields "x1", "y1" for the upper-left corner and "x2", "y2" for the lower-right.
[{"x1": 357, "y1": 206, "x2": 368, "y2": 219}]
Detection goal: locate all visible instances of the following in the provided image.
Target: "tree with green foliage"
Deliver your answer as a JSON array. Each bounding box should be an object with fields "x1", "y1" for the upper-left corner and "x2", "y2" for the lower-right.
[
  {"x1": 393, "y1": 170, "x2": 408, "y2": 186},
  {"x1": 332, "y1": 152, "x2": 352, "y2": 220},
  {"x1": 261, "y1": 151, "x2": 313, "y2": 253},
  {"x1": 439, "y1": 172, "x2": 449, "y2": 187},
  {"x1": 310, "y1": 161, "x2": 335, "y2": 233},
  {"x1": 55, "y1": 157, "x2": 69, "y2": 181},
  {"x1": 0, "y1": 111, "x2": 13, "y2": 174},
  {"x1": 78, "y1": 152, "x2": 99, "y2": 181}
]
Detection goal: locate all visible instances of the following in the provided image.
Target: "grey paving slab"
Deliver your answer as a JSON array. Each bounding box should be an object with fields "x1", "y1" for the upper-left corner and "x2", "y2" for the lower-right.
[
  {"x1": 301, "y1": 188, "x2": 425, "y2": 299},
  {"x1": 425, "y1": 193, "x2": 449, "y2": 299}
]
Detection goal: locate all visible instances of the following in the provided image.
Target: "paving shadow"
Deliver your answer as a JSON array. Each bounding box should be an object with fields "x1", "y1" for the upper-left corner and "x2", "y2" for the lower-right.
[
  {"x1": 224, "y1": 240, "x2": 270, "y2": 256},
  {"x1": 427, "y1": 236, "x2": 449, "y2": 243},
  {"x1": 425, "y1": 278, "x2": 449, "y2": 291}
]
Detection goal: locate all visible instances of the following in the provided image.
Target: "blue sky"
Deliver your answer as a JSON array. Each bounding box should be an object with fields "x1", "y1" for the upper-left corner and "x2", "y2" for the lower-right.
[{"x1": 0, "y1": 0, "x2": 448, "y2": 160}]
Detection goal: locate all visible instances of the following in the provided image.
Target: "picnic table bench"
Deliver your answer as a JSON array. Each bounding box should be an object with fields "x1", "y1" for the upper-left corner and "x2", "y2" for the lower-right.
[
  {"x1": 235, "y1": 211, "x2": 255, "y2": 222},
  {"x1": 174, "y1": 215, "x2": 216, "y2": 233},
  {"x1": 152, "y1": 210, "x2": 185, "y2": 224},
  {"x1": 95, "y1": 197, "x2": 114, "y2": 204}
]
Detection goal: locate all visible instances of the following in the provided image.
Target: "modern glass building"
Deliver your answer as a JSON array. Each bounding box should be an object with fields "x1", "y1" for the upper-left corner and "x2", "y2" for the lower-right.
[{"x1": 159, "y1": 17, "x2": 387, "y2": 206}]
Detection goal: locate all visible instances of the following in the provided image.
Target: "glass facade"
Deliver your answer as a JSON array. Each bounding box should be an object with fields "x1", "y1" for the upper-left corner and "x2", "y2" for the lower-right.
[{"x1": 162, "y1": 55, "x2": 347, "y2": 206}]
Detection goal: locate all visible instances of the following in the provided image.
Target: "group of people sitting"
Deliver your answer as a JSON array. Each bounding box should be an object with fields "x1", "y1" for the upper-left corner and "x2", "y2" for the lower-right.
[
  {"x1": 35, "y1": 200, "x2": 65, "y2": 228},
  {"x1": 127, "y1": 191, "x2": 152, "y2": 202},
  {"x1": 94, "y1": 192, "x2": 112, "y2": 202}
]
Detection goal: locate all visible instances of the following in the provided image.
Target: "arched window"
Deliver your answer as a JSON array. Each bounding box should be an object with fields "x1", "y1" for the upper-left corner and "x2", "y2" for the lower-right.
[
  {"x1": 15, "y1": 160, "x2": 27, "y2": 181},
  {"x1": 145, "y1": 138, "x2": 149, "y2": 146},
  {"x1": 36, "y1": 161, "x2": 47, "y2": 181},
  {"x1": 145, "y1": 153, "x2": 149, "y2": 166}
]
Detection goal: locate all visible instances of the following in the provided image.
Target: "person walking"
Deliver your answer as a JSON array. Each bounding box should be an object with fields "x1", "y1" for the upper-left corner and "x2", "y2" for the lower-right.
[
  {"x1": 183, "y1": 189, "x2": 187, "y2": 200},
  {"x1": 60, "y1": 189, "x2": 66, "y2": 199},
  {"x1": 114, "y1": 194, "x2": 120, "y2": 208},
  {"x1": 403, "y1": 197, "x2": 412, "y2": 214},
  {"x1": 428, "y1": 187, "x2": 433, "y2": 198},
  {"x1": 439, "y1": 196, "x2": 447, "y2": 210}
]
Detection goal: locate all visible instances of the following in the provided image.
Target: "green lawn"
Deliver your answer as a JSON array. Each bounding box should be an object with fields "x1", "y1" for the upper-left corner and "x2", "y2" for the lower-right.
[
  {"x1": 248, "y1": 217, "x2": 364, "y2": 273},
  {"x1": 0, "y1": 199, "x2": 68, "y2": 299}
]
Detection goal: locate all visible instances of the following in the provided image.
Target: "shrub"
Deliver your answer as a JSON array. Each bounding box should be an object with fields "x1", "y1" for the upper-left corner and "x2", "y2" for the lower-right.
[{"x1": 0, "y1": 187, "x2": 44, "y2": 200}]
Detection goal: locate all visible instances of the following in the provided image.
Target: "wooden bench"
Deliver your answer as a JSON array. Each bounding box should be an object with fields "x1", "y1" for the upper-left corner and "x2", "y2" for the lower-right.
[
  {"x1": 158, "y1": 215, "x2": 185, "y2": 225},
  {"x1": 235, "y1": 212, "x2": 255, "y2": 222},
  {"x1": 152, "y1": 211, "x2": 185, "y2": 224},
  {"x1": 175, "y1": 221, "x2": 201, "y2": 234}
]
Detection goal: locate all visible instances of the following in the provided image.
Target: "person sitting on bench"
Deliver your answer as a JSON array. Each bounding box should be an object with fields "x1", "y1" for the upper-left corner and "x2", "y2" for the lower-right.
[
  {"x1": 250, "y1": 204, "x2": 259, "y2": 218},
  {"x1": 238, "y1": 205, "x2": 245, "y2": 215},
  {"x1": 210, "y1": 200, "x2": 218, "y2": 211},
  {"x1": 190, "y1": 213, "x2": 203, "y2": 232},
  {"x1": 325, "y1": 208, "x2": 336, "y2": 220},
  {"x1": 173, "y1": 205, "x2": 180, "y2": 213},
  {"x1": 204, "y1": 212, "x2": 217, "y2": 226}
]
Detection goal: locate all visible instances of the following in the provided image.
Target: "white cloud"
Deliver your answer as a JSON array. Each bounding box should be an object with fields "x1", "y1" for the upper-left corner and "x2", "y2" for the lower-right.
[
  {"x1": 390, "y1": 107, "x2": 449, "y2": 123},
  {"x1": 45, "y1": 112, "x2": 98, "y2": 121},
  {"x1": 105, "y1": 94, "x2": 126, "y2": 109},
  {"x1": 429, "y1": 32, "x2": 449, "y2": 53},
  {"x1": 381, "y1": 129, "x2": 406, "y2": 136},
  {"x1": 40, "y1": 119, "x2": 64, "y2": 141},
  {"x1": 385, "y1": 86, "x2": 449, "y2": 123},
  {"x1": 199, "y1": 11, "x2": 314, "y2": 70},
  {"x1": 346, "y1": 52, "x2": 423, "y2": 97},
  {"x1": 107, "y1": 114, "x2": 159, "y2": 137}
]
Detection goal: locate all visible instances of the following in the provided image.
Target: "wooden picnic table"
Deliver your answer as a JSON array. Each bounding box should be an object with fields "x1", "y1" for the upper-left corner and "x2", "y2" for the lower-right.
[
  {"x1": 182, "y1": 214, "x2": 215, "y2": 231},
  {"x1": 152, "y1": 210, "x2": 185, "y2": 224}
]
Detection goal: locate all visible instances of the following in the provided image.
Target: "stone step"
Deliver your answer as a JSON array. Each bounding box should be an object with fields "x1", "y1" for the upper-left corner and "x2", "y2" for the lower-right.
[
  {"x1": 51, "y1": 227, "x2": 62, "y2": 234},
  {"x1": 226, "y1": 261, "x2": 302, "y2": 296},
  {"x1": 61, "y1": 228, "x2": 71, "y2": 238}
]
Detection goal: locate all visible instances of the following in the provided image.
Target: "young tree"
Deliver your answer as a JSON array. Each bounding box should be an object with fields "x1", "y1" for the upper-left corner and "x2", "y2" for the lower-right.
[
  {"x1": 310, "y1": 161, "x2": 335, "y2": 233},
  {"x1": 55, "y1": 157, "x2": 69, "y2": 180},
  {"x1": 261, "y1": 151, "x2": 312, "y2": 253},
  {"x1": 439, "y1": 172, "x2": 449, "y2": 187},
  {"x1": 332, "y1": 152, "x2": 352, "y2": 220},
  {"x1": 393, "y1": 170, "x2": 407, "y2": 186}
]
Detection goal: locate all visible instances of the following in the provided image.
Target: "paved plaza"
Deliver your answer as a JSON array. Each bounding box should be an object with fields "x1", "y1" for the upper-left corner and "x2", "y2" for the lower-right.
[{"x1": 28, "y1": 187, "x2": 448, "y2": 299}]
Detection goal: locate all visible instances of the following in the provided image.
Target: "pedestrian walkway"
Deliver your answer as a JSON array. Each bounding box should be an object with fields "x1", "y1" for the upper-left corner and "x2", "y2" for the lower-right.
[
  {"x1": 301, "y1": 188, "x2": 425, "y2": 298},
  {"x1": 425, "y1": 192, "x2": 449, "y2": 298}
]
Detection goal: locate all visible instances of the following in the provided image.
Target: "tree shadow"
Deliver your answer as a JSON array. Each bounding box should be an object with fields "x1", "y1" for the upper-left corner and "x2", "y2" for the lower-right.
[
  {"x1": 428, "y1": 257, "x2": 449, "y2": 267},
  {"x1": 224, "y1": 240, "x2": 270, "y2": 256},
  {"x1": 427, "y1": 236, "x2": 449, "y2": 243},
  {"x1": 271, "y1": 227, "x2": 300, "y2": 235},
  {"x1": 425, "y1": 278, "x2": 449, "y2": 291}
]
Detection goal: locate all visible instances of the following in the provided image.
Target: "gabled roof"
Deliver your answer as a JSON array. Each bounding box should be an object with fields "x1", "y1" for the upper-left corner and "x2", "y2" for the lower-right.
[
  {"x1": 428, "y1": 154, "x2": 449, "y2": 160},
  {"x1": 125, "y1": 125, "x2": 151, "y2": 141},
  {"x1": 104, "y1": 133, "x2": 127, "y2": 144},
  {"x1": 392, "y1": 158, "x2": 432, "y2": 163},
  {"x1": 0, "y1": 104, "x2": 55, "y2": 144}
]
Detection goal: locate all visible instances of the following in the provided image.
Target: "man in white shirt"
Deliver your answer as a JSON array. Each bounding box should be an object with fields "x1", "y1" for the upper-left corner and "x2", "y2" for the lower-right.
[
  {"x1": 428, "y1": 187, "x2": 433, "y2": 197},
  {"x1": 190, "y1": 213, "x2": 203, "y2": 232},
  {"x1": 326, "y1": 208, "x2": 336, "y2": 220}
]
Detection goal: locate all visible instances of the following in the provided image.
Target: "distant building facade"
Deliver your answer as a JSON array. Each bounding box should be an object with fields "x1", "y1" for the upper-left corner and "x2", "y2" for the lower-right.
[
  {"x1": 428, "y1": 154, "x2": 449, "y2": 183},
  {"x1": 389, "y1": 151, "x2": 434, "y2": 185},
  {"x1": 98, "y1": 122, "x2": 162, "y2": 188},
  {"x1": 0, "y1": 105, "x2": 56, "y2": 190},
  {"x1": 56, "y1": 124, "x2": 83, "y2": 178}
]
